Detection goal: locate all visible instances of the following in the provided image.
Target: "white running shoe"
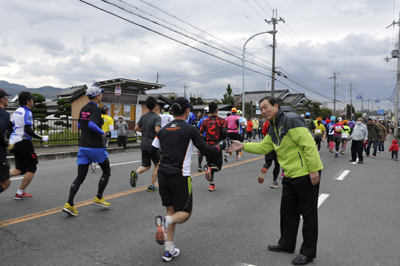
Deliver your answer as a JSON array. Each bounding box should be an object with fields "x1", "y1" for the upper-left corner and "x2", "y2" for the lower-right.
[{"x1": 163, "y1": 247, "x2": 180, "y2": 262}]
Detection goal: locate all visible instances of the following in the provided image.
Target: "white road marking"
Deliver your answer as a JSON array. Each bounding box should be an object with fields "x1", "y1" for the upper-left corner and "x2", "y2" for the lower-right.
[
  {"x1": 236, "y1": 264, "x2": 257, "y2": 266},
  {"x1": 337, "y1": 170, "x2": 350, "y2": 180},
  {"x1": 110, "y1": 160, "x2": 141, "y2": 166},
  {"x1": 318, "y1": 193, "x2": 330, "y2": 208}
]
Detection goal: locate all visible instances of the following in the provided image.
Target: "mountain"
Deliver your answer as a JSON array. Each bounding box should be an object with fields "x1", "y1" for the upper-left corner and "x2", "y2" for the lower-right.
[{"x1": 0, "y1": 80, "x2": 69, "y2": 99}]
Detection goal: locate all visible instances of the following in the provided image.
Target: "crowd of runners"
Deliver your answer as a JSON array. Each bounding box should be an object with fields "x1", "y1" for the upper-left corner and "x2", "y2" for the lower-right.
[{"x1": 0, "y1": 87, "x2": 398, "y2": 265}]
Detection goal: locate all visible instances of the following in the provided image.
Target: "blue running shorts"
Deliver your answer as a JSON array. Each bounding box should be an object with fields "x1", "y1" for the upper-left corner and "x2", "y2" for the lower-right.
[{"x1": 77, "y1": 147, "x2": 109, "y2": 165}]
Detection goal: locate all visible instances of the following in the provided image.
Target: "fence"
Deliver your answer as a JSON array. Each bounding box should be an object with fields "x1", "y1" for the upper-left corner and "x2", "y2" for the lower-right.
[{"x1": 32, "y1": 118, "x2": 136, "y2": 145}]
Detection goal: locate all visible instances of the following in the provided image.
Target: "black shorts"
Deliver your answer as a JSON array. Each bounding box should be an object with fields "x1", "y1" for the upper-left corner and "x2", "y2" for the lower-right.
[
  {"x1": 333, "y1": 135, "x2": 342, "y2": 142},
  {"x1": 141, "y1": 149, "x2": 160, "y2": 167},
  {"x1": 206, "y1": 150, "x2": 223, "y2": 171},
  {"x1": 13, "y1": 140, "x2": 38, "y2": 175},
  {"x1": 158, "y1": 172, "x2": 193, "y2": 213},
  {"x1": 0, "y1": 161, "x2": 10, "y2": 182},
  {"x1": 227, "y1": 132, "x2": 239, "y2": 141}
]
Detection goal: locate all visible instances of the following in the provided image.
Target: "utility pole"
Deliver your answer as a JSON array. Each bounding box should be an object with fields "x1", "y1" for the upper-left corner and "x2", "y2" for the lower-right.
[
  {"x1": 156, "y1": 72, "x2": 159, "y2": 83},
  {"x1": 361, "y1": 92, "x2": 364, "y2": 115},
  {"x1": 182, "y1": 84, "x2": 189, "y2": 98},
  {"x1": 265, "y1": 9, "x2": 284, "y2": 98},
  {"x1": 386, "y1": 14, "x2": 400, "y2": 136},
  {"x1": 329, "y1": 70, "x2": 340, "y2": 116},
  {"x1": 349, "y1": 83, "x2": 356, "y2": 119}
]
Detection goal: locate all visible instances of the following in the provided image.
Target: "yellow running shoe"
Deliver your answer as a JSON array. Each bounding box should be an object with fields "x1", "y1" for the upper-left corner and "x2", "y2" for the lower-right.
[
  {"x1": 62, "y1": 203, "x2": 79, "y2": 216},
  {"x1": 93, "y1": 197, "x2": 110, "y2": 208}
]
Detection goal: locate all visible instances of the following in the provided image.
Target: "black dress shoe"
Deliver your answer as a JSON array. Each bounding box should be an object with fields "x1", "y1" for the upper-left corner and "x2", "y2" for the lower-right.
[
  {"x1": 357, "y1": 161, "x2": 363, "y2": 164},
  {"x1": 267, "y1": 244, "x2": 294, "y2": 253},
  {"x1": 292, "y1": 254, "x2": 313, "y2": 265}
]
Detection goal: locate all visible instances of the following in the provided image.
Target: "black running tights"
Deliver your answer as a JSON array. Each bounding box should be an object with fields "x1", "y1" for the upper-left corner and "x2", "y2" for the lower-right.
[{"x1": 68, "y1": 158, "x2": 111, "y2": 206}]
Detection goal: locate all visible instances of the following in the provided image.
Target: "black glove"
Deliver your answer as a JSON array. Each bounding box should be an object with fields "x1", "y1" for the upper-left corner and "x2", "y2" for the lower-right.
[
  {"x1": 105, "y1": 131, "x2": 111, "y2": 138},
  {"x1": 217, "y1": 139, "x2": 232, "y2": 150}
]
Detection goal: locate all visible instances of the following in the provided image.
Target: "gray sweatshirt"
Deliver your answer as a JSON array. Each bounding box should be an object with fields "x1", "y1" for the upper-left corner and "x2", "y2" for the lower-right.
[
  {"x1": 116, "y1": 121, "x2": 128, "y2": 136},
  {"x1": 349, "y1": 123, "x2": 368, "y2": 141}
]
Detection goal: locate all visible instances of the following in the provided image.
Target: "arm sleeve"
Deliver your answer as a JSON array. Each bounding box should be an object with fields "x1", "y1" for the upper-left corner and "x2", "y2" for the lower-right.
[
  {"x1": 88, "y1": 121, "x2": 105, "y2": 135},
  {"x1": 24, "y1": 125, "x2": 42, "y2": 139},
  {"x1": 244, "y1": 134, "x2": 274, "y2": 154},
  {"x1": 220, "y1": 120, "x2": 227, "y2": 140},
  {"x1": 78, "y1": 122, "x2": 81, "y2": 129}
]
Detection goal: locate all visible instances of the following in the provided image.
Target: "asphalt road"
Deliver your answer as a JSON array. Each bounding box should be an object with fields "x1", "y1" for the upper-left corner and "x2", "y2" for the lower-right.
[{"x1": 1, "y1": 138, "x2": 399, "y2": 266}]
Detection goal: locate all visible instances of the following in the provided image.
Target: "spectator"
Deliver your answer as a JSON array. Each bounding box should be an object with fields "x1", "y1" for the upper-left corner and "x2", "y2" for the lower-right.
[
  {"x1": 389, "y1": 139, "x2": 399, "y2": 161},
  {"x1": 348, "y1": 117, "x2": 368, "y2": 164},
  {"x1": 258, "y1": 118, "x2": 263, "y2": 139},
  {"x1": 377, "y1": 121, "x2": 387, "y2": 153},
  {"x1": 116, "y1": 117, "x2": 128, "y2": 150},
  {"x1": 252, "y1": 117, "x2": 259, "y2": 139},
  {"x1": 365, "y1": 118, "x2": 381, "y2": 158}
]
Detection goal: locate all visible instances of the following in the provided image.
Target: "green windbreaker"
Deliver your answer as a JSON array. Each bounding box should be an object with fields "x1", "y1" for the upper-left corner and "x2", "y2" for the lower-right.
[{"x1": 244, "y1": 107, "x2": 323, "y2": 178}]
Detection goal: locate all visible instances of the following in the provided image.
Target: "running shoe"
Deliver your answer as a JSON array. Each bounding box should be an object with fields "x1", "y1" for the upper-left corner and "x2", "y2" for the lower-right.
[
  {"x1": 335, "y1": 152, "x2": 338, "y2": 157},
  {"x1": 155, "y1": 215, "x2": 167, "y2": 245},
  {"x1": 204, "y1": 165, "x2": 212, "y2": 181},
  {"x1": 14, "y1": 191, "x2": 32, "y2": 200},
  {"x1": 329, "y1": 149, "x2": 333, "y2": 153},
  {"x1": 270, "y1": 181, "x2": 280, "y2": 189},
  {"x1": 396, "y1": 159, "x2": 399, "y2": 161},
  {"x1": 224, "y1": 154, "x2": 228, "y2": 163},
  {"x1": 372, "y1": 155, "x2": 376, "y2": 158},
  {"x1": 236, "y1": 156, "x2": 239, "y2": 160},
  {"x1": 93, "y1": 197, "x2": 110, "y2": 208},
  {"x1": 162, "y1": 247, "x2": 180, "y2": 262},
  {"x1": 239, "y1": 151, "x2": 243, "y2": 156},
  {"x1": 340, "y1": 151, "x2": 344, "y2": 154},
  {"x1": 281, "y1": 172, "x2": 285, "y2": 179},
  {"x1": 130, "y1": 171, "x2": 138, "y2": 187},
  {"x1": 147, "y1": 184, "x2": 158, "y2": 192},
  {"x1": 197, "y1": 166, "x2": 203, "y2": 172},
  {"x1": 258, "y1": 168, "x2": 267, "y2": 184},
  {"x1": 229, "y1": 152, "x2": 232, "y2": 156},
  {"x1": 62, "y1": 203, "x2": 78, "y2": 216},
  {"x1": 391, "y1": 158, "x2": 394, "y2": 160},
  {"x1": 90, "y1": 163, "x2": 96, "y2": 173},
  {"x1": 318, "y1": 150, "x2": 320, "y2": 153},
  {"x1": 209, "y1": 183, "x2": 216, "y2": 192}
]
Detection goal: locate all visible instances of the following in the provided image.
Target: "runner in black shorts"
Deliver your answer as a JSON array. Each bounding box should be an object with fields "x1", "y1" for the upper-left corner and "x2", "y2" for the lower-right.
[
  {"x1": 150, "y1": 97, "x2": 230, "y2": 262},
  {"x1": 131, "y1": 96, "x2": 161, "y2": 192},
  {"x1": 200, "y1": 102, "x2": 227, "y2": 192},
  {"x1": 0, "y1": 89, "x2": 12, "y2": 195}
]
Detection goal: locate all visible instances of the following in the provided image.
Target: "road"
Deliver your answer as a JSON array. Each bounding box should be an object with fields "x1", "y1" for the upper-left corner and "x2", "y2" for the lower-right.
[{"x1": 1, "y1": 138, "x2": 399, "y2": 266}]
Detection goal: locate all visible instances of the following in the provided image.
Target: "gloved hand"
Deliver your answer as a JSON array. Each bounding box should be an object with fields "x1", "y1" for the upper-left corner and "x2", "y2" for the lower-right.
[
  {"x1": 105, "y1": 131, "x2": 111, "y2": 138},
  {"x1": 42, "y1": 135, "x2": 49, "y2": 142},
  {"x1": 217, "y1": 139, "x2": 232, "y2": 150}
]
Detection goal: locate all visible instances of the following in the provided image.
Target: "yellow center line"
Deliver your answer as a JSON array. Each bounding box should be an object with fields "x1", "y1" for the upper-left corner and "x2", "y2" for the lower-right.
[{"x1": 0, "y1": 156, "x2": 263, "y2": 228}]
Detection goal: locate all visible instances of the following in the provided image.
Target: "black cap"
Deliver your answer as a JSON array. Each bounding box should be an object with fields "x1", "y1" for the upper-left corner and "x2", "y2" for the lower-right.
[
  {"x1": 0, "y1": 89, "x2": 11, "y2": 99},
  {"x1": 172, "y1": 97, "x2": 191, "y2": 110},
  {"x1": 368, "y1": 118, "x2": 372, "y2": 121},
  {"x1": 18, "y1": 91, "x2": 37, "y2": 103}
]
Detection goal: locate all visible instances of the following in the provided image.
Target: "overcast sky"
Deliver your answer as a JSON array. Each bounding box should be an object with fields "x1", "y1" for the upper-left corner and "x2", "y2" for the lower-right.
[{"x1": 0, "y1": 0, "x2": 399, "y2": 112}]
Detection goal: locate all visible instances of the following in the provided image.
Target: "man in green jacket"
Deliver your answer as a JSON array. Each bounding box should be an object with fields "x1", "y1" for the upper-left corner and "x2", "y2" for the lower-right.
[
  {"x1": 365, "y1": 118, "x2": 381, "y2": 158},
  {"x1": 228, "y1": 96, "x2": 323, "y2": 266}
]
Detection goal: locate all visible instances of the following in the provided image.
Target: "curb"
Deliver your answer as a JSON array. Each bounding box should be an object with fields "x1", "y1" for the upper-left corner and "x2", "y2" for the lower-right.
[{"x1": 7, "y1": 145, "x2": 140, "y2": 165}]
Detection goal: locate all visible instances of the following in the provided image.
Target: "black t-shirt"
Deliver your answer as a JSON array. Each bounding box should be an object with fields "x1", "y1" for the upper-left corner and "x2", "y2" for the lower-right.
[
  {"x1": 78, "y1": 102, "x2": 104, "y2": 148},
  {"x1": 152, "y1": 119, "x2": 218, "y2": 176},
  {"x1": 0, "y1": 108, "x2": 10, "y2": 162}
]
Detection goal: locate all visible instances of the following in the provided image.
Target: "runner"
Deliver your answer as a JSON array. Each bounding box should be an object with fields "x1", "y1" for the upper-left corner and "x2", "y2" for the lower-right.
[
  {"x1": 9, "y1": 91, "x2": 49, "y2": 200},
  {"x1": 327, "y1": 116, "x2": 335, "y2": 152},
  {"x1": 332, "y1": 118, "x2": 344, "y2": 157},
  {"x1": 90, "y1": 105, "x2": 114, "y2": 172},
  {"x1": 340, "y1": 120, "x2": 351, "y2": 155},
  {"x1": 246, "y1": 117, "x2": 253, "y2": 142},
  {"x1": 225, "y1": 108, "x2": 240, "y2": 161},
  {"x1": 257, "y1": 119, "x2": 280, "y2": 188},
  {"x1": 131, "y1": 96, "x2": 161, "y2": 192},
  {"x1": 313, "y1": 117, "x2": 326, "y2": 153},
  {"x1": 151, "y1": 97, "x2": 230, "y2": 262},
  {"x1": 62, "y1": 85, "x2": 111, "y2": 216},
  {"x1": 200, "y1": 102, "x2": 227, "y2": 191},
  {"x1": 0, "y1": 89, "x2": 13, "y2": 195},
  {"x1": 160, "y1": 105, "x2": 174, "y2": 128},
  {"x1": 196, "y1": 106, "x2": 210, "y2": 172}
]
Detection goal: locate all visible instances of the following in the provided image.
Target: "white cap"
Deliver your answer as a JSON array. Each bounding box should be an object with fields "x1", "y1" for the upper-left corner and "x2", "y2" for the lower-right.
[
  {"x1": 204, "y1": 107, "x2": 209, "y2": 113},
  {"x1": 301, "y1": 114, "x2": 305, "y2": 118},
  {"x1": 86, "y1": 84, "x2": 105, "y2": 97},
  {"x1": 164, "y1": 104, "x2": 170, "y2": 110}
]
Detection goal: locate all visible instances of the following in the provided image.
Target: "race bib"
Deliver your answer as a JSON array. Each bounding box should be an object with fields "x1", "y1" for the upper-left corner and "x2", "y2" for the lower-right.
[
  {"x1": 335, "y1": 126, "x2": 342, "y2": 131},
  {"x1": 315, "y1": 129, "x2": 321, "y2": 133},
  {"x1": 342, "y1": 133, "x2": 348, "y2": 138}
]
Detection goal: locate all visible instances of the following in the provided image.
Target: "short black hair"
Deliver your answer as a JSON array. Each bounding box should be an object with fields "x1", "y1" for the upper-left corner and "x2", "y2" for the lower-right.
[
  {"x1": 209, "y1": 102, "x2": 218, "y2": 114},
  {"x1": 146, "y1": 96, "x2": 157, "y2": 110},
  {"x1": 258, "y1": 96, "x2": 280, "y2": 108}
]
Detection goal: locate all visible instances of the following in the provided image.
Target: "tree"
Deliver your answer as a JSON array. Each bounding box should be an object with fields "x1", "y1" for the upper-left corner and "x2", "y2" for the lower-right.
[
  {"x1": 189, "y1": 97, "x2": 197, "y2": 105},
  {"x1": 354, "y1": 112, "x2": 363, "y2": 120},
  {"x1": 346, "y1": 104, "x2": 355, "y2": 119},
  {"x1": 320, "y1": 107, "x2": 332, "y2": 119},
  {"x1": 31, "y1": 93, "x2": 47, "y2": 119},
  {"x1": 311, "y1": 103, "x2": 322, "y2": 118},
  {"x1": 54, "y1": 97, "x2": 72, "y2": 128},
  {"x1": 196, "y1": 97, "x2": 203, "y2": 105},
  {"x1": 222, "y1": 84, "x2": 235, "y2": 105}
]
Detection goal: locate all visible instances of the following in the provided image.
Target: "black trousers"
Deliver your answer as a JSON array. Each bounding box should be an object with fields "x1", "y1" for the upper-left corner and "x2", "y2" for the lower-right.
[
  {"x1": 278, "y1": 171, "x2": 321, "y2": 259},
  {"x1": 263, "y1": 151, "x2": 280, "y2": 182},
  {"x1": 351, "y1": 140, "x2": 364, "y2": 162},
  {"x1": 117, "y1": 136, "x2": 127, "y2": 149}
]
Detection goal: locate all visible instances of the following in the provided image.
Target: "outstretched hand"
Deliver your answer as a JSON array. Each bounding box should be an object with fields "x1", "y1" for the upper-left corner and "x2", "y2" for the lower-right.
[
  {"x1": 217, "y1": 139, "x2": 232, "y2": 150},
  {"x1": 226, "y1": 140, "x2": 244, "y2": 153}
]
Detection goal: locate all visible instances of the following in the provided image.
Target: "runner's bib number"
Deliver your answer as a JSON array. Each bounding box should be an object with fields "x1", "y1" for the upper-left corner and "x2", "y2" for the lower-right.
[
  {"x1": 315, "y1": 129, "x2": 321, "y2": 134},
  {"x1": 342, "y1": 133, "x2": 348, "y2": 138}
]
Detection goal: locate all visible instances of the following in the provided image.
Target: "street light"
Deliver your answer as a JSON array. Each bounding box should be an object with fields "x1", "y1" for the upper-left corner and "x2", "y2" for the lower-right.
[{"x1": 242, "y1": 30, "x2": 277, "y2": 114}]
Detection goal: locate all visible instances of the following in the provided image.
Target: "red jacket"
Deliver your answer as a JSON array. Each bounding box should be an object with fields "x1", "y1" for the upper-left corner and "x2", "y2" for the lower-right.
[
  {"x1": 262, "y1": 121, "x2": 270, "y2": 136},
  {"x1": 389, "y1": 139, "x2": 399, "y2": 152}
]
